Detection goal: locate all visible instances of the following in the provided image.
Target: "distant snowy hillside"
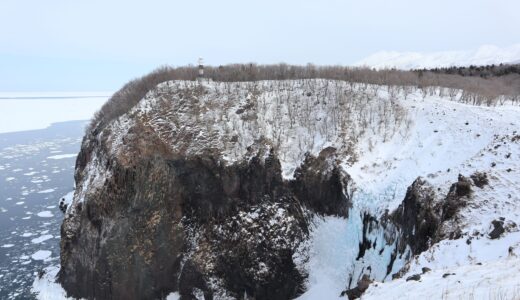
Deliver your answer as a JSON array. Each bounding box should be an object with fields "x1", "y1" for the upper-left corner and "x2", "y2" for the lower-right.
[
  {"x1": 0, "y1": 92, "x2": 110, "y2": 134},
  {"x1": 356, "y1": 44, "x2": 520, "y2": 70}
]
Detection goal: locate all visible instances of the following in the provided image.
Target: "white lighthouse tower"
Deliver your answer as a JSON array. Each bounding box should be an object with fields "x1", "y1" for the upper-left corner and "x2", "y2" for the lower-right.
[{"x1": 197, "y1": 57, "x2": 204, "y2": 81}]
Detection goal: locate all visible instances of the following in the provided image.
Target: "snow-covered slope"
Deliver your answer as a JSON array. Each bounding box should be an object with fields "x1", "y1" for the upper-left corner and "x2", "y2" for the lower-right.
[
  {"x1": 356, "y1": 44, "x2": 520, "y2": 70},
  {"x1": 364, "y1": 258, "x2": 520, "y2": 300},
  {"x1": 298, "y1": 91, "x2": 520, "y2": 299}
]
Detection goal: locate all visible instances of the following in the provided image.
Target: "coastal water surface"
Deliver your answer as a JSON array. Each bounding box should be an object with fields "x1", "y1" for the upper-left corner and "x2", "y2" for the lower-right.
[{"x1": 0, "y1": 120, "x2": 86, "y2": 299}]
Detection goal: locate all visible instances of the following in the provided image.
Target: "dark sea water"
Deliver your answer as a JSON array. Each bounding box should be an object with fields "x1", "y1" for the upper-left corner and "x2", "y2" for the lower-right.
[{"x1": 0, "y1": 120, "x2": 86, "y2": 299}]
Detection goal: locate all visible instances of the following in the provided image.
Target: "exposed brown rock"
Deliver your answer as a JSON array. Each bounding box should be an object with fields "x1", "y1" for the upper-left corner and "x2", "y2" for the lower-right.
[
  {"x1": 59, "y1": 127, "x2": 351, "y2": 300},
  {"x1": 342, "y1": 274, "x2": 373, "y2": 300},
  {"x1": 470, "y1": 171, "x2": 489, "y2": 188}
]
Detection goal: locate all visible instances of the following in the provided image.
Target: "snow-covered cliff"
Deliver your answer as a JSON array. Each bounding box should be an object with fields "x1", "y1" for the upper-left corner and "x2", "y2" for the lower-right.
[{"x1": 33, "y1": 79, "x2": 520, "y2": 299}]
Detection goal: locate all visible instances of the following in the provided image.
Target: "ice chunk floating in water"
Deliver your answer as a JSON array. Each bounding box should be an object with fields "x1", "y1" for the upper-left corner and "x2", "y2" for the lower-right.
[
  {"x1": 47, "y1": 154, "x2": 77, "y2": 160},
  {"x1": 37, "y1": 211, "x2": 54, "y2": 218},
  {"x1": 31, "y1": 250, "x2": 52, "y2": 261},
  {"x1": 31, "y1": 235, "x2": 54, "y2": 244}
]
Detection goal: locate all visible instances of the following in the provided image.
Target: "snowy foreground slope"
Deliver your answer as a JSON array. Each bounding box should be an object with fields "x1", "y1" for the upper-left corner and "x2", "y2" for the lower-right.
[
  {"x1": 364, "y1": 258, "x2": 520, "y2": 300},
  {"x1": 356, "y1": 44, "x2": 520, "y2": 69},
  {"x1": 32, "y1": 80, "x2": 520, "y2": 299}
]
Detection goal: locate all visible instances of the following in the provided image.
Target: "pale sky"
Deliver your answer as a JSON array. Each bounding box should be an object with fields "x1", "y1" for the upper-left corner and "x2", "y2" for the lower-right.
[{"x1": 1, "y1": 0, "x2": 519, "y2": 91}]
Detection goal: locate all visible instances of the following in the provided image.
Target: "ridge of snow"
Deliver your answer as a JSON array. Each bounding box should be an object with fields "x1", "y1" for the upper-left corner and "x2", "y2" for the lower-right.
[
  {"x1": 348, "y1": 94, "x2": 520, "y2": 213},
  {"x1": 356, "y1": 44, "x2": 520, "y2": 70}
]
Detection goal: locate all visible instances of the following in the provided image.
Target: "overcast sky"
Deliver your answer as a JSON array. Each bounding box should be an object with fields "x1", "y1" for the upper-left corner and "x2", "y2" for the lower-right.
[{"x1": 1, "y1": 0, "x2": 519, "y2": 91}]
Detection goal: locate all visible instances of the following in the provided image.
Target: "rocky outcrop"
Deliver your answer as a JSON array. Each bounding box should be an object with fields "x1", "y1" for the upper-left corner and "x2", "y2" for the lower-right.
[
  {"x1": 58, "y1": 89, "x2": 352, "y2": 300},
  {"x1": 342, "y1": 274, "x2": 373, "y2": 300},
  {"x1": 291, "y1": 147, "x2": 351, "y2": 217},
  {"x1": 489, "y1": 220, "x2": 505, "y2": 239},
  {"x1": 389, "y1": 174, "x2": 476, "y2": 257},
  {"x1": 390, "y1": 178, "x2": 440, "y2": 255}
]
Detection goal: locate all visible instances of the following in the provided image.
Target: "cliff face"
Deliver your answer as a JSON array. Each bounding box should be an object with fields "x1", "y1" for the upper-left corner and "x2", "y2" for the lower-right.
[
  {"x1": 59, "y1": 138, "x2": 351, "y2": 299},
  {"x1": 56, "y1": 79, "x2": 506, "y2": 299},
  {"x1": 58, "y1": 80, "x2": 360, "y2": 299}
]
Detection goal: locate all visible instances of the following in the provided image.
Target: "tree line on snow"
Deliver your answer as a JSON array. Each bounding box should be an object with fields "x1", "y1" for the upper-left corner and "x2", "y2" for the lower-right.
[{"x1": 89, "y1": 63, "x2": 520, "y2": 132}]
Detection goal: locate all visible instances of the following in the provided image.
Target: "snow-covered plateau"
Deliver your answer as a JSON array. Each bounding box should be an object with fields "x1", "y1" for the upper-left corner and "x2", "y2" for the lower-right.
[{"x1": 31, "y1": 79, "x2": 520, "y2": 299}]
